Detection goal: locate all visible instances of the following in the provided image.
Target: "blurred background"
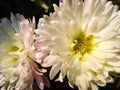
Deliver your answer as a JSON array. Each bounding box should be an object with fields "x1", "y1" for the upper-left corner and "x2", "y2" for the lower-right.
[{"x1": 0, "y1": 0, "x2": 120, "y2": 90}]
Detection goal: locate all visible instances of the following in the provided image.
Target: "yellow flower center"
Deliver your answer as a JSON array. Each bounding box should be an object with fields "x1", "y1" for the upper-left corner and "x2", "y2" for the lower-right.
[
  {"x1": 71, "y1": 31, "x2": 94, "y2": 58},
  {"x1": 0, "y1": 42, "x2": 24, "y2": 63}
]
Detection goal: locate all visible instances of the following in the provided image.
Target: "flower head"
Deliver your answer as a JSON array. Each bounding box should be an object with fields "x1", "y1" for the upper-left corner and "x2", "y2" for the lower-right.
[
  {"x1": 0, "y1": 14, "x2": 50, "y2": 90},
  {"x1": 36, "y1": 0, "x2": 120, "y2": 90}
]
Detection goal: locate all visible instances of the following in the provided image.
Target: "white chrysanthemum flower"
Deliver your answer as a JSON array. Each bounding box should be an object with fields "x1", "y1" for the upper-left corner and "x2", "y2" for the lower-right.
[
  {"x1": 0, "y1": 14, "x2": 50, "y2": 90},
  {"x1": 35, "y1": 0, "x2": 120, "y2": 90}
]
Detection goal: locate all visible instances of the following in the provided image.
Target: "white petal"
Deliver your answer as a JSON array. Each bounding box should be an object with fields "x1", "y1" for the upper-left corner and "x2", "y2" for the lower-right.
[
  {"x1": 84, "y1": 0, "x2": 94, "y2": 15},
  {"x1": 68, "y1": 81, "x2": 74, "y2": 88},
  {"x1": 90, "y1": 82, "x2": 98, "y2": 90},
  {"x1": 86, "y1": 17, "x2": 97, "y2": 33},
  {"x1": 96, "y1": 41, "x2": 119, "y2": 50},
  {"x1": 75, "y1": 75, "x2": 89, "y2": 90},
  {"x1": 113, "y1": 67, "x2": 120, "y2": 73},
  {"x1": 107, "y1": 57, "x2": 120, "y2": 67},
  {"x1": 96, "y1": 75, "x2": 106, "y2": 86},
  {"x1": 1, "y1": 18, "x2": 15, "y2": 36},
  {"x1": 98, "y1": 30, "x2": 117, "y2": 41},
  {"x1": 61, "y1": 0, "x2": 80, "y2": 10},
  {"x1": 55, "y1": 73, "x2": 63, "y2": 82},
  {"x1": 93, "y1": 51, "x2": 116, "y2": 59},
  {"x1": 10, "y1": 13, "x2": 20, "y2": 32},
  {"x1": 42, "y1": 55, "x2": 60, "y2": 67},
  {"x1": 49, "y1": 62, "x2": 62, "y2": 79}
]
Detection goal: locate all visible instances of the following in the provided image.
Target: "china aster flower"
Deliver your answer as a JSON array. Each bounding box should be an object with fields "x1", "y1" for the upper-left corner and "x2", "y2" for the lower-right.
[
  {"x1": 35, "y1": 0, "x2": 120, "y2": 90},
  {"x1": 0, "y1": 14, "x2": 50, "y2": 90}
]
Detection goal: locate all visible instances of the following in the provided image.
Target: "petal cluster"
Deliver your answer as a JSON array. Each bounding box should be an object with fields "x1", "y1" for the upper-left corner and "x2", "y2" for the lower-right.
[
  {"x1": 36, "y1": 0, "x2": 120, "y2": 90},
  {"x1": 0, "y1": 14, "x2": 49, "y2": 90}
]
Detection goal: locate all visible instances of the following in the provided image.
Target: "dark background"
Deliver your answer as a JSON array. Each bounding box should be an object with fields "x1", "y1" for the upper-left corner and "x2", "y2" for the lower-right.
[{"x1": 0, "y1": 0, "x2": 120, "y2": 90}]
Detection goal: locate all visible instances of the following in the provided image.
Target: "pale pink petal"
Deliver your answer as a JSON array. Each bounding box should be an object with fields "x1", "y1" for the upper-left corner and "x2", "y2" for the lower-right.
[
  {"x1": 34, "y1": 42, "x2": 48, "y2": 51},
  {"x1": 101, "y1": 0, "x2": 107, "y2": 4},
  {"x1": 60, "y1": 0, "x2": 63, "y2": 3},
  {"x1": 35, "y1": 51, "x2": 50, "y2": 63},
  {"x1": 34, "y1": 75, "x2": 44, "y2": 90},
  {"x1": 42, "y1": 75, "x2": 50, "y2": 87}
]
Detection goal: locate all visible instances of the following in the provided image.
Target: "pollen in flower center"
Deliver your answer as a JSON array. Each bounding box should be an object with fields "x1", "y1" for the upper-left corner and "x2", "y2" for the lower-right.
[
  {"x1": 71, "y1": 31, "x2": 94, "y2": 57},
  {"x1": 0, "y1": 42, "x2": 24, "y2": 63}
]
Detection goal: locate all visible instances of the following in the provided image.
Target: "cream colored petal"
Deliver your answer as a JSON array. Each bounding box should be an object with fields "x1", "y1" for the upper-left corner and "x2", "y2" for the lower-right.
[
  {"x1": 49, "y1": 62, "x2": 62, "y2": 79},
  {"x1": 90, "y1": 82, "x2": 98, "y2": 90},
  {"x1": 42, "y1": 55, "x2": 60, "y2": 67}
]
